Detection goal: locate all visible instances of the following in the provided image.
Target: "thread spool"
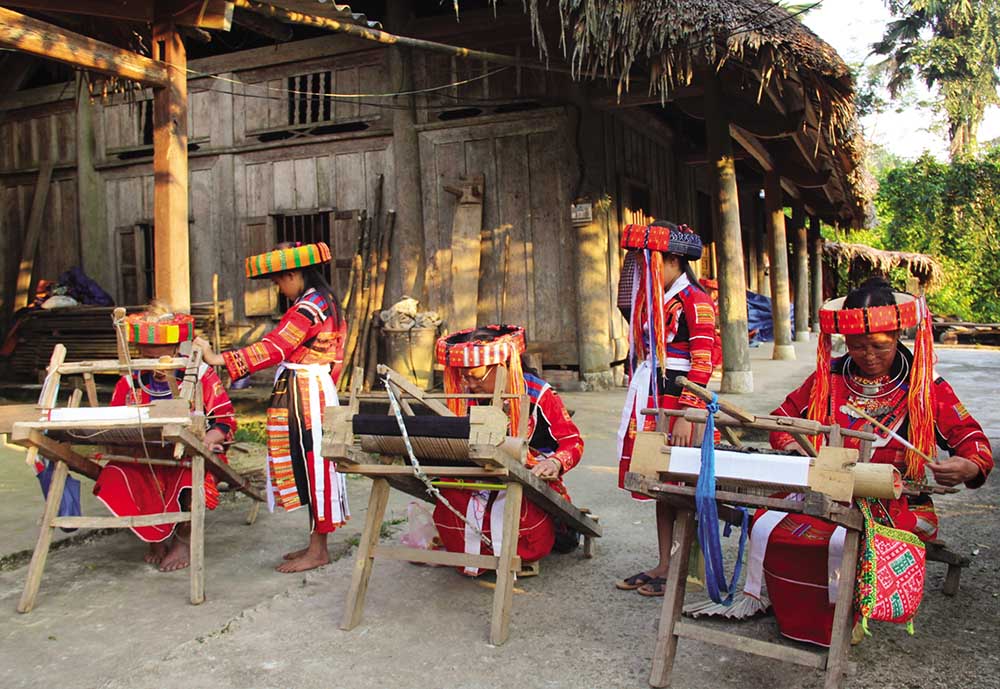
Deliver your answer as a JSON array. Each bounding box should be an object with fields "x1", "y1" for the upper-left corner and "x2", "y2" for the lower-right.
[{"x1": 852, "y1": 463, "x2": 902, "y2": 500}]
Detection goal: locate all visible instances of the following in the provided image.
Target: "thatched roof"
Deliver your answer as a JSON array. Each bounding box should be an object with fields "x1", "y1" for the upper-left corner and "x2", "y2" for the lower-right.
[
  {"x1": 520, "y1": 0, "x2": 867, "y2": 224},
  {"x1": 824, "y1": 241, "x2": 943, "y2": 288}
]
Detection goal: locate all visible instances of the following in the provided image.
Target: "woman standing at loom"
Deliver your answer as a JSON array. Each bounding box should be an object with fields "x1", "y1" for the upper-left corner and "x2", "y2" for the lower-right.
[
  {"x1": 432, "y1": 325, "x2": 584, "y2": 574},
  {"x1": 614, "y1": 221, "x2": 718, "y2": 597},
  {"x1": 193, "y1": 242, "x2": 349, "y2": 573},
  {"x1": 94, "y1": 305, "x2": 236, "y2": 572},
  {"x1": 747, "y1": 278, "x2": 993, "y2": 646}
]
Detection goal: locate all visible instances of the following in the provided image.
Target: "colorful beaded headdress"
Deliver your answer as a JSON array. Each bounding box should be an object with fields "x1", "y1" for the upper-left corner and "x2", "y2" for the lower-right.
[
  {"x1": 124, "y1": 311, "x2": 195, "y2": 345},
  {"x1": 436, "y1": 325, "x2": 527, "y2": 434},
  {"x1": 621, "y1": 221, "x2": 703, "y2": 259},
  {"x1": 809, "y1": 292, "x2": 935, "y2": 478},
  {"x1": 621, "y1": 221, "x2": 703, "y2": 393},
  {"x1": 245, "y1": 242, "x2": 332, "y2": 279}
]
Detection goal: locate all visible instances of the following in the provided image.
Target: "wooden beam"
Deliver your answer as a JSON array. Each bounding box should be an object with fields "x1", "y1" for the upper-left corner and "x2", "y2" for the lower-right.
[
  {"x1": 0, "y1": 7, "x2": 169, "y2": 87},
  {"x1": 678, "y1": 94, "x2": 805, "y2": 140},
  {"x1": 152, "y1": 22, "x2": 191, "y2": 312},
  {"x1": 703, "y1": 70, "x2": 753, "y2": 394},
  {"x1": 765, "y1": 170, "x2": 795, "y2": 360},
  {"x1": 12, "y1": 428, "x2": 102, "y2": 480},
  {"x1": 233, "y1": 0, "x2": 589, "y2": 80},
  {"x1": 232, "y1": 6, "x2": 293, "y2": 41},
  {"x1": 809, "y1": 216, "x2": 823, "y2": 331},
  {"x1": 13, "y1": 161, "x2": 53, "y2": 312},
  {"x1": 791, "y1": 205, "x2": 810, "y2": 342},
  {"x1": 591, "y1": 85, "x2": 703, "y2": 110},
  {"x1": 4, "y1": 0, "x2": 233, "y2": 30}
]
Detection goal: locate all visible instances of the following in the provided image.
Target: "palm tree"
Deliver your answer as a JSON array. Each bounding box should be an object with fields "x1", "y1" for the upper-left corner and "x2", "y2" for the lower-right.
[{"x1": 873, "y1": 0, "x2": 1000, "y2": 159}]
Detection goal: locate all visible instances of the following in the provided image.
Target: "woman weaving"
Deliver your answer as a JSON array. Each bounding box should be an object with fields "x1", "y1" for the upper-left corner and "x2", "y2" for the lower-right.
[
  {"x1": 94, "y1": 305, "x2": 236, "y2": 572},
  {"x1": 432, "y1": 325, "x2": 584, "y2": 573},
  {"x1": 194, "y1": 241, "x2": 349, "y2": 573},
  {"x1": 749, "y1": 278, "x2": 993, "y2": 646}
]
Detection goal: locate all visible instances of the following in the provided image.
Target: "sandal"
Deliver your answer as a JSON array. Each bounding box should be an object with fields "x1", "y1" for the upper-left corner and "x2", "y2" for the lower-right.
[
  {"x1": 637, "y1": 577, "x2": 667, "y2": 597},
  {"x1": 616, "y1": 571, "x2": 655, "y2": 591}
]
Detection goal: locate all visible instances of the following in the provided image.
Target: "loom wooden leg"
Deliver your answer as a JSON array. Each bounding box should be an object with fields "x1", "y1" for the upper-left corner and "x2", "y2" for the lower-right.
[
  {"x1": 190, "y1": 453, "x2": 205, "y2": 605},
  {"x1": 245, "y1": 500, "x2": 261, "y2": 526},
  {"x1": 649, "y1": 507, "x2": 695, "y2": 688},
  {"x1": 341, "y1": 478, "x2": 390, "y2": 631},
  {"x1": 18, "y1": 460, "x2": 69, "y2": 613},
  {"x1": 943, "y1": 564, "x2": 961, "y2": 597},
  {"x1": 490, "y1": 482, "x2": 523, "y2": 646},
  {"x1": 824, "y1": 529, "x2": 860, "y2": 689}
]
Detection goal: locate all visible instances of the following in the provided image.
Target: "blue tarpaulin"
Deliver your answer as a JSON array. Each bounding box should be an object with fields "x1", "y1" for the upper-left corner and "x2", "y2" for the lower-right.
[{"x1": 747, "y1": 290, "x2": 794, "y2": 344}]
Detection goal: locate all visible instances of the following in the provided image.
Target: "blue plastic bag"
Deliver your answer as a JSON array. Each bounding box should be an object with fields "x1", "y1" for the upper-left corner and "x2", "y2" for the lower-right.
[{"x1": 36, "y1": 461, "x2": 83, "y2": 533}]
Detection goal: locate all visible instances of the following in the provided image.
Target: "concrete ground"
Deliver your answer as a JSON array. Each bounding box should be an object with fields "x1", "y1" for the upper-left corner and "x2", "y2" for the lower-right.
[{"x1": 0, "y1": 338, "x2": 997, "y2": 689}]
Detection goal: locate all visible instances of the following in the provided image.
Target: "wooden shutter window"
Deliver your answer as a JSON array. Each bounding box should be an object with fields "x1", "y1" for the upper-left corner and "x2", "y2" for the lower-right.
[{"x1": 242, "y1": 216, "x2": 278, "y2": 316}]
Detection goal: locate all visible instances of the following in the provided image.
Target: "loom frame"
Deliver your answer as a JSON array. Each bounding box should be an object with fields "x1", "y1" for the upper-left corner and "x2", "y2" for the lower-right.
[
  {"x1": 2, "y1": 340, "x2": 264, "y2": 614},
  {"x1": 323, "y1": 364, "x2": 602, "y2": 645}
]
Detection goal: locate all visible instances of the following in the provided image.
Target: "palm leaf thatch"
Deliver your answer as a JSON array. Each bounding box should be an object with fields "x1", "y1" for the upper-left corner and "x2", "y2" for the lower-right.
[
  {"x1": 824, "y1": 241, "x2": 944, "y2": 289},
  {"x1": 516, "y1": 0, "x2": 868, "y2": 222}
]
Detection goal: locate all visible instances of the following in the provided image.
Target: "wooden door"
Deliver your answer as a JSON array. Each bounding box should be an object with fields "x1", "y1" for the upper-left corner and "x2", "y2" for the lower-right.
[{"x1": 418, "y1": 110, "x2": 579, "y2": 365}]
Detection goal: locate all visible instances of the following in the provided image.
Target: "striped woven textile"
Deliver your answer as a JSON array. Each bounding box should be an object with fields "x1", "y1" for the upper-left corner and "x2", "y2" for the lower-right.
[{"x1": 245, "y1": 242, "x2": 332, "y2": 279}]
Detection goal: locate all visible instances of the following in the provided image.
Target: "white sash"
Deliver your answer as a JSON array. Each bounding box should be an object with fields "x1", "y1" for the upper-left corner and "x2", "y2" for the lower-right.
[
  {"x1": 282, "y1": 363, "x2": 349, "y2": 526},
  {"x1": 463, "y1": 489, "x2": 507, "y2": 575}
]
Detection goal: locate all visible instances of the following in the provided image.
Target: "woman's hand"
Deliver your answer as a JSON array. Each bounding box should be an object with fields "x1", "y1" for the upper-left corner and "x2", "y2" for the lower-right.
[
  {"x1": 927, "y1": 456, "x2": 981, "y2": 487},
  {"x1": 192, "y1": 336, "x2": 224, "y2": 367},
  {"x1": 203, "y1": 428, "x2": 227, "y2": 454},
  {"x1": 531, "y1": 457, "x2": 562, "y2": 481},
  {"x1": 669, "y1": 417, "x2": 704, "y2": 447}
]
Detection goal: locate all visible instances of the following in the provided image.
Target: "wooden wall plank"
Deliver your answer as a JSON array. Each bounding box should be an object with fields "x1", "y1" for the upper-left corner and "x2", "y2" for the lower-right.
[
  {"x1": 527, "y1": 129, "x2": 575, "y2": 360},
  {"x1": 293, "y1": 157, "x2": 317, "y2": 209},
  {"x1": 494, "y1": 134, "x2": 530, "y2": 329},
  {"x1": 334, "y1": 151, "x2": 366, "y2": 212},
  {"x1": 272, "y1": 159, "x2": 295, "y2": 211},
  {"x1": 432, "y1": 140, "x2": 466, "y2": 322},
  {"x1": 189, "y1": 166, "x2": 215, "y2": 302},
  {"x1": 267, "y1": 79, "x2": 285, "y2": 129},
  {"x1": 242, "y1": 81, "x2": 269, "y2": 137},
  {"x1": 246, "y1": 162, "x2": 273, "y2": 217},
  {"x1": 316, "y1": 154, "x2": 335, "y2": 208},
  {"x1": 334, "y1": 67, "x2": 360, "y2": 121}
]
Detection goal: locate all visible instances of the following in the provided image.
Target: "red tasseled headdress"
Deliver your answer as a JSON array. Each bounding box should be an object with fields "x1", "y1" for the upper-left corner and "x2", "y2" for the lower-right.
[
  {"x1": 809, "y1": 294, "x2": 936, "y2": 479},
  {"x1": 435, "y1": 325, "x2": 527, "y2": 436}
]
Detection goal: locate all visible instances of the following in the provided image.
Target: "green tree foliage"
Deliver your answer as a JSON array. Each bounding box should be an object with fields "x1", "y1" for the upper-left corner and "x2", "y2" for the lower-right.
[
  {"x1": 873, "y1": 0, "x2": 1000, "y2": 159},
  {"x1": 876, "y1": 149, "x2": 1000, "y2": 320}
]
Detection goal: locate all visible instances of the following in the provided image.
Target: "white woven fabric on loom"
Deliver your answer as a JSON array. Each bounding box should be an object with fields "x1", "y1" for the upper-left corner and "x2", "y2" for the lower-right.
[
  {"x1": 47, "y1": 407, "x2": 150, "y2": 423},
  {"x1": 667, "y1": 447, "x2": 811, "y2": 487}
]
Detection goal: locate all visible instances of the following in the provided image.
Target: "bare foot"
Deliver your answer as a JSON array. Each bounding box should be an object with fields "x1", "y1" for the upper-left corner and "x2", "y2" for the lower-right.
[
  {"x1": 144, "y1": 542, "x2": 168, "y2": 565},
  {"x1": 275, "y1": 549, "x2": 329, "y2": 573},
  {"x1": 159, "y1": 536, "x2": 190, "y2": 572},
  {"x1": 282, "y1": 547, "x2": 309, "y2": 561}
]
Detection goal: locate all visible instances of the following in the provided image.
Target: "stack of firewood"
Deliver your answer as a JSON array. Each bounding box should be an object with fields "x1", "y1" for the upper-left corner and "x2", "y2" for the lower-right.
[{"x1": 339, "y1": 175, "x2": 396, "y2": 392}]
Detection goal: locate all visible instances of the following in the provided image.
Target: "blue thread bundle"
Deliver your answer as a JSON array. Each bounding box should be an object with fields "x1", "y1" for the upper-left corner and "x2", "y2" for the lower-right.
[{"x1": 695, "y1": 394, "x2": 749, "y2": 605}]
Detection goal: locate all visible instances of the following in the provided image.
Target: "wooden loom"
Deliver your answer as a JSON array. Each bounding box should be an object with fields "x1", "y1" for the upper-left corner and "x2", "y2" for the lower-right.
[
  {"x1": 625, "y1": 376, "x2": 891, "y2": 689},
  {"x1": 322, "y1": 364, "x2": 603, "y2": 645},
  {"x1": 0, "y1": 338, "x2": 265, "y2": 613}
]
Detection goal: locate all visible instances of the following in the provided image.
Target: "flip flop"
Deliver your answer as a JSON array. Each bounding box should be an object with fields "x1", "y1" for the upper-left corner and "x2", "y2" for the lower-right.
[
  {"x1": 637, "y1": 577, "x2": 667, "y2": 597},
  {"x1": 616, "y1": 571, "x2": 655, "y2": 591}
]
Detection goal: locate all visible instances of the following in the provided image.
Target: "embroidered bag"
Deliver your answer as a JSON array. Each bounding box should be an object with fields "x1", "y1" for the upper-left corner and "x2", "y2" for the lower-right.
[{"x1": 854, "y1": 498, "x2": 926, "y2": 635}]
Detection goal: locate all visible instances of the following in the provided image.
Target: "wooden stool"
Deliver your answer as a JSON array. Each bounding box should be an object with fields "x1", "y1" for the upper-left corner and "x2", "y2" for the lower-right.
[{"x1": 926, "y1": 539, "x2": 970, "y2": 596}]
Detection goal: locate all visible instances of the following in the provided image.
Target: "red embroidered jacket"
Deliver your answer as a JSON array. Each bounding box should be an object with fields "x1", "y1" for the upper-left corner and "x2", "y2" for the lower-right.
[
  {"x1": 223, "y1": 289, "x2": 347, "y2": 383},
  {"x1": 522, "y1": 372, "x2": 584, "y2": 500},
  {"x1": 663, "y1": 280, "x2": 717, "y2": 409},
  {"x1": 770, "y1": 358, "x2": 993, "y2": 488},
  {"x1": 111, "y1": 366, "x2": 237, "y2": 448}
]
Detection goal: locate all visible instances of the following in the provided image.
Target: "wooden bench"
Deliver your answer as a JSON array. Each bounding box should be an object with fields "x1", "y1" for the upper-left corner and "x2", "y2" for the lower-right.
[{"x1": 926, "y1": 539, "x2": 970, "y2": 596}]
